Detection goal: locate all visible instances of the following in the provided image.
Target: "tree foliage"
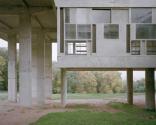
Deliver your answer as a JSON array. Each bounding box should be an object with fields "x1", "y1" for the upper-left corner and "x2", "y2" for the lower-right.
[
  {"x1": 0, "y1": 48, "x2": 8, "y2": 90},
  {"x1": 52, "y1": 64, "x2": 124, "y2": 94}
]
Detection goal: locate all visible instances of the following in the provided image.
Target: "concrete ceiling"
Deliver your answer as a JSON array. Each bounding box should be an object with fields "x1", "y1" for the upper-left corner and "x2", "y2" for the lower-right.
[{"x1": 0, "y1": 0, "x2": 57, "y2": 42}]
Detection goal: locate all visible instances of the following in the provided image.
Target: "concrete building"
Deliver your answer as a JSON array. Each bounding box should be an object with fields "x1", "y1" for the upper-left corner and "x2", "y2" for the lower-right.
[
  {"x1": 55, "y1": 0, "x2": 156, "y2": 111},
  {"x1": 0, "y1": 0, "x2": 56, "y2": 107}
]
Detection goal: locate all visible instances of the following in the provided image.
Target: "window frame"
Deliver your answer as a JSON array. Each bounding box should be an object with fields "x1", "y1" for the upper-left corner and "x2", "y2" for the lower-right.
[{"x1": 104, "y1": 24, "x2": 119, "y2": 39}]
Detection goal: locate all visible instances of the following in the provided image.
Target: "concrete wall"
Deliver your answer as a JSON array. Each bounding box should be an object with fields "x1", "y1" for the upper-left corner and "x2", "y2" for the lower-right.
[
  {"x1": 56, "y1": 1, "x2": 156, "y2": 69},
  {"x1": 55, "y1": 0, "x2": 156, "y2": 7}
]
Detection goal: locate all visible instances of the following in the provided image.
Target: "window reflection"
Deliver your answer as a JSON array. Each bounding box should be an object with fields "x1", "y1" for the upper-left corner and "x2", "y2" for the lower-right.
[{"x1": 131, "y1": 8, "x2": 152, "y2": 23}]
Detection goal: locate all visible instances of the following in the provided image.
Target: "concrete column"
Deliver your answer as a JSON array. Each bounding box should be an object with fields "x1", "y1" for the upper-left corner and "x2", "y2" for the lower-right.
[
  {"x1": 44, "y1": 41, "x2": 52, "y2": 99},
  {"x1": 127, "y1": 69, "x2": 133, "y2": 105},
  {"x1": 8, "y1": 34, "x2": 17, "y2": 102},
  {"x1": 32, "y1": 34, "x2": 38, "y2": 99},
  {"x1": 61, "y1": 69, "x2": 67, "y2": 106},
  {"x1": 19, "y1": 13, "x2": 32, "y2": 107},
  {"x1": 36, "y1": 32, "x2": 45, "y2": 105},
  {"x1": 145, "y1": 68, "x2": 155, "y2": 111}
]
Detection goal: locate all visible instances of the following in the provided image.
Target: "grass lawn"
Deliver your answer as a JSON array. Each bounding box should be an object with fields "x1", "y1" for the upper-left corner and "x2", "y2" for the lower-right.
[
  {"x1": 0, "y1": 92, "x2": 145, "y2": 101},
  {"x1": 31, "y1": 102, "x2": 156, "y2": 125},
  {"x1": 52, "y1": 93, "x2": 143, "y2": 100}
]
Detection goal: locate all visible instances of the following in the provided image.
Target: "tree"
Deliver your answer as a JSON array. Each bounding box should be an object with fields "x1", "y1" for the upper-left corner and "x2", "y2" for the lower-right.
[
  {"x1": 134, "y1": 78, "x2": 145, "y2": 93},
  {"x1": 0, "y1": 48, "x2": 8, "y2": 90}
]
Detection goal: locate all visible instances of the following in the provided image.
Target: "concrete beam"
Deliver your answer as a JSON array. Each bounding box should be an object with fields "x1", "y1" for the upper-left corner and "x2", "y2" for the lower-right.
[
  {"x1": 145, "y1": 68, "x2": 155, "y2": 111},
  {"x1": 19, "y1": 12, "x2": 32, "y2": 107},
  {"x1": 0, "y1": 6, "x2": 53, "y2": 15},
  {"x1": 0, "y1": 27, "x2": 56, "y2": 34},
  {"x1": 8, "y1": 34, "x2": 17, "y2": 102},
  {"x1": 61, "y1": 69, "x2": 67, "y2": 106},
  {"x1": 127, "y1": 69, "x2": 133, "y2": 105}
]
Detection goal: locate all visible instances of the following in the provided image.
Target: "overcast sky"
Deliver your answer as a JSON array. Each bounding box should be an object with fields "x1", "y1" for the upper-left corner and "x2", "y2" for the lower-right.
[{"x1": 0, "y1": 39, "x2": 155, "y2": 80}]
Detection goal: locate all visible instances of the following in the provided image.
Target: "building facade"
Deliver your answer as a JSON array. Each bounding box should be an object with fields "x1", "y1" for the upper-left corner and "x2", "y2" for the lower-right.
[{"x1": 55, "y1": 0, "x2": 156, "y2": 111}]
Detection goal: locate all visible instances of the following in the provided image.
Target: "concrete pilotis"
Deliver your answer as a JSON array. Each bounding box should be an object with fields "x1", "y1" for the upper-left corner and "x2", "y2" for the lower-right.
[
  {"x1": 61, "y1": 69, "x2": 67, "y2": 106},
  {"x1": 32, "y1": 35, "x2": 38, "y2": 100},
  {"x1": 19, "y1": 13, "x2": 32, "y2": 107},
  {"x1": 145, "y1": 68, "x2": 155, "y2": 111},
  {"x1": 127, "y1": 69, "x2": 133, "y2": 105},
  {"x1": 44, "y1": 41, "x2": 52, "y2": 99},
  {"x1": 36, "y1": 32, "x2": 45, "y2": 105},
  {"x1": 8, "y1": 34, "x2": 17, "y2": 102}
]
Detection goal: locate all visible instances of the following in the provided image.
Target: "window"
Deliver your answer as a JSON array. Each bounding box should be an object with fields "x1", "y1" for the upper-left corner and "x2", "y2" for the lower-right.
[
  {"x1": 65, "y1": 8, "x2": 90, "y2": 24},
  {"x1": 104, "y1": 24, "x2": 119, "y2": 39},
  {"x1": 67, "y1": 42, "x2": 74, "y2": 54},
  {"x1": 131, "y1": 8, "x2": 152, "y2": 23},
  {"x1": 91, "y1": 9, "x2": 111, "y2": 23},
  {"x1": 77, "y1": 24, "x2": 91, "y2": 39},
  {"x1": 65, "y1": 24, "x2": 76, "y2": 39},
  {"x1": 131, "y1": 40, "x2": 140, "y2": 55},
  {"x1": 146, "y1": 40, "x2": 156, "y2": 55},
  {"x1": 136, "y1": 24, "x2": 156, "y2": 39},
  {"x1": 65, "y1": 8, "x2": 70, "y2": 23},
  {"x1": 66, "y1": 41, "x2": 87, "y2": 55}
]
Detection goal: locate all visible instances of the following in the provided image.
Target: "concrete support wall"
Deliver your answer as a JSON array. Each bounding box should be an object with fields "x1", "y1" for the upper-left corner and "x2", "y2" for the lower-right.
[
  {"x1": 61, "y1": 69, "x2": 67, "y2": 106},
  {"x1": 44, "y1": 41, "x2": 52, "y2": 99},
  {"x1": 127, "y1": 69, "x2": 133, "y2": 105},
  {"x1": 145, "y1": 68, "x2": 155, "y2": 111},
  {"x1": 36, "y1": 32, "x2": 45, "y2": 105},
  {"x1": 8, "y1": 34, "x2": 17, "y2": 102},
  {"x1": 19, "y1": 13, "x2": 32, "y2": 107}
]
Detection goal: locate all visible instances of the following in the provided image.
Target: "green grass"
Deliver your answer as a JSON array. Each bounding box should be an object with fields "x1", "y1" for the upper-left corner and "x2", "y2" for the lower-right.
[
  {"x1": 31, "y1": 102, "x2": 156, "y2": 125},
  {"x1": 52, "y1": 93, "x2": 143, "y2": 100},
  {"x1": 0, "y1": 92, "x2": 146, "y2": 101}
]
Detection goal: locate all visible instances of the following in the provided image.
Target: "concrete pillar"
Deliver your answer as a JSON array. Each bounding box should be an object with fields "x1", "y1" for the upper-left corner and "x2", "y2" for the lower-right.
[
  {"x1": 8, "y1": 34, "x2": 17, "y2": 102},
  {"x1": 145, "y1": 68, "x2": 155, "y2": 111},
  {"x1": 61, "y1": 69, "x2": 67, "y2": 106},
  {"x1": 44, "y1": 41, "x2": 52, "y2": 99},
  {"x1": 36, "y1": 32, "x2": 45, "y2": 105},
  {"x1": 127, "y1": 69, "x2": 133, "y2": 105},
  {"x1": 32, "y1": 35, "x2": 38, "y2": 99},
  {"x1": 19, "y1": 13, "x2": 32, "y2": 107}
]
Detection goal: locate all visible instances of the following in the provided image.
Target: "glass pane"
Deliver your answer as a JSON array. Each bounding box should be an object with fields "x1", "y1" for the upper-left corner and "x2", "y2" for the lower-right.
[
  {"x1": 131, "y1": 8, "x2": 152, "y2": 23},
  {"x1": 131, "y1": 40, "x2": 140, "y2": 55},
  {"x1": 67, "y1": 42, "x2": 74, "y2": 54},
  {"x1": 136, "y1": 24, "x2": 156, "y2": 39},
  {"x1": 146, "y1": 40, "x2": 156, "y2": 55},
  {"x1": 91, "y1": 9, "x2": 111, "y2": 23},
  {"x1": 65, "y1": 24, "x2": 76, "y2": 39},
  {"x1": 75, "y1": 42, "x2": 87, "y2": 54},
  {"x1": 104, "y1": 24, "x2": 119, "y2": 39},
  {"x1": 66, "y1": 41, "x2": 87, "y2": 55},
  {"x1": 65, "y1": 8, "x2": 70, "y2": 23},
  {"x1": 66, "y1": 8, "x2": 90, "y2": 24},
  {"x1": 77, "y1": 24, "x2": 91, "y2": 39}
]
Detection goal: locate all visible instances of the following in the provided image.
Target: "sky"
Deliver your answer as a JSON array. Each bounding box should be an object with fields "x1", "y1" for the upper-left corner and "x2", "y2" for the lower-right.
[{"x1": 0, "y1": 39, "x2": 155, "y2": 80}]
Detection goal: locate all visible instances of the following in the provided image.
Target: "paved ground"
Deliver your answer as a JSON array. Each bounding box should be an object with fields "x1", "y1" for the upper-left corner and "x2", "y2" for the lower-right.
[{"x1": 0, "y1": 95, "x2": 155, "y2": 125}]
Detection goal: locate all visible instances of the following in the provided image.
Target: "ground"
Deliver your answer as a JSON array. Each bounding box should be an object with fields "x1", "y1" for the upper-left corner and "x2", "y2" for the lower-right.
[{"x1": 0, "y1": 93, "x2": 155, "y2": 125}]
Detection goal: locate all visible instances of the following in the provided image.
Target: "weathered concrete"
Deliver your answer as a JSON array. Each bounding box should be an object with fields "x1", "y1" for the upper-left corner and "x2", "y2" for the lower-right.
[
  {"x1": 19, "y1": 13, "x2": 32, "y2": 107},
  {"x1": 32, "y1": 35, "x2": 38, "y2": 100},
  {"x1": 44, "y1": 41, "x2": 52, "y2": 99},
  {"x1": 61, "y1": 69, "x2": 67, "y2": 106},
  {"x1": 8, "y1": 34, "x2": 17, "y2": 102},
  {"x1": 36, "y1": 32, "x2": 45, "y2": 105},
  {"x1": 127, "y1": 69, "x2": 133, "y2": 105},
  {"x1": 145, "y1": 68, "x2": 155, "y2": 111}
]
